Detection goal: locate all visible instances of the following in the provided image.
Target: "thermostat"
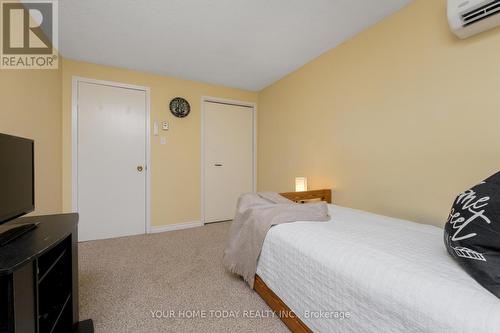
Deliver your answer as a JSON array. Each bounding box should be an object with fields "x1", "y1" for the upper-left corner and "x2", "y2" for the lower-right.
[{"x1": 162, "y1": 121, "x2": 169, "y2": 131}]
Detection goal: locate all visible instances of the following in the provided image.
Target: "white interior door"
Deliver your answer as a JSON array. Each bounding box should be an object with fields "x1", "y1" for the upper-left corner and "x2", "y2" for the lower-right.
[
  {"x1": 204, "y1": 101, "x2": 254, "y2": 223},
  {"x1": 77, "y1": 81, "x2": 147, "y2": 241}
]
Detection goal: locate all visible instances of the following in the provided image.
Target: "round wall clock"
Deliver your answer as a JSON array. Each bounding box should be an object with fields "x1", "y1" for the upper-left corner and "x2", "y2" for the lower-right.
[{"x1": 169, "y1": 97, "x2": 191, "y2": 118}]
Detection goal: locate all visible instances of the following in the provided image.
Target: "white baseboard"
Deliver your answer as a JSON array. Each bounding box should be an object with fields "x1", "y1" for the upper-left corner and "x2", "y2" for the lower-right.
[{"x1": 148, "y1": 221, "x2": 203, "y2": 234}]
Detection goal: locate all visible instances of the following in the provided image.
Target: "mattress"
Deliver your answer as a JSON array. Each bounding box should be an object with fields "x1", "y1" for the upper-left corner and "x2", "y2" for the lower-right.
[{"x1": 256, "y1": 205, "x2": 500, "y2": 333}]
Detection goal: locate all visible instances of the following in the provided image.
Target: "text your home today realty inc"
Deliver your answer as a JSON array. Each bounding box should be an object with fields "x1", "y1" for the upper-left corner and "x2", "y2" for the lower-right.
[{"x1": 150, "y1": 309, "x2": 352, "y2": 320}]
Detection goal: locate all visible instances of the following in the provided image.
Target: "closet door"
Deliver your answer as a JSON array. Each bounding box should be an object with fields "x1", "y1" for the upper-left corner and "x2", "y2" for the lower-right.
[{"x1": 203, "y1": 101, "x2": 254, "y2": 223}]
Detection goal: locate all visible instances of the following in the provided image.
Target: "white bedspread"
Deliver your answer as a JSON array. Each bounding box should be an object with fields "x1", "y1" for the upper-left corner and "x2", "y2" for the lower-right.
[{"x1": 256, "y1": 205, "x2": 500, "y2": 333}]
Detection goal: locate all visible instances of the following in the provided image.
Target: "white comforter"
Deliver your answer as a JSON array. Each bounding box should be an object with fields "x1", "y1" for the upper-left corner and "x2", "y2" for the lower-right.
[{"x1": 256, "y1": 205, "x2": 500, "y2": 333}]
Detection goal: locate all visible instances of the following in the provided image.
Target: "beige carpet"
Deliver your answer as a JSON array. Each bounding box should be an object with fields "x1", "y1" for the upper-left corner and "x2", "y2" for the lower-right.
[{"x1": 78, "y1": 222, "x2": 289, "y2": 333}]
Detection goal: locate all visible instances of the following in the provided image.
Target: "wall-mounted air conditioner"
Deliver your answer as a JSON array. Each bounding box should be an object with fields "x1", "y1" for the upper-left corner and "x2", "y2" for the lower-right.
[{"x1": 448, "y1": 0, "x2": 500, "y2": 38}]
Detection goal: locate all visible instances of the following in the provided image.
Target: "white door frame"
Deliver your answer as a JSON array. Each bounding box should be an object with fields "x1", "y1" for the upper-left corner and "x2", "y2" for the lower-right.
[
  {"x1": 200, "y1": 96, "x2": 257, "y2": 225},
  {"x1": 71, "y1": 76, "x2": 152, "y2": 234}
]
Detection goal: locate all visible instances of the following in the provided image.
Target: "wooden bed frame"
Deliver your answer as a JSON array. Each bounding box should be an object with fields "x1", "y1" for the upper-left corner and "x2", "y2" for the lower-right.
[
  {"x1": 254, "y1": 189, "x2": 332, "y2": 333},
  {"x1": 279, "y1": 189, "x2": 332, "y2": 204}
]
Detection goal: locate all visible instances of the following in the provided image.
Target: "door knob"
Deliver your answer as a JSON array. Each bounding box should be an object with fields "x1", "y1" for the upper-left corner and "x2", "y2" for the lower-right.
[
  {"x1": 137, "y1": 166, "x2": 144, "y2": 172},
  {"x1": 214, "y1": 164, "x2": 223, "y2": 167}
]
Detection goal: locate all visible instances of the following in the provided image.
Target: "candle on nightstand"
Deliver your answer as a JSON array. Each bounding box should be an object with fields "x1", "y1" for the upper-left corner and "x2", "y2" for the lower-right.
[{"x1": 295, "y1": 177, "x2": 308, "y2": 192}]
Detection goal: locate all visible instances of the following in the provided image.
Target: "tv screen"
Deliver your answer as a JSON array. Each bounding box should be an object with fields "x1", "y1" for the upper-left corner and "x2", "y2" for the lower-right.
[{"x1": 0, "y1": 133, "x2": 34, "y2": 224}]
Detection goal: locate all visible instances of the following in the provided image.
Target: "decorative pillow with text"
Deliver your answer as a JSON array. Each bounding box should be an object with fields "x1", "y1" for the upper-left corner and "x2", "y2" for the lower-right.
[{"x1": 444, "y1": 171, "x2": 500, "y2": 297}]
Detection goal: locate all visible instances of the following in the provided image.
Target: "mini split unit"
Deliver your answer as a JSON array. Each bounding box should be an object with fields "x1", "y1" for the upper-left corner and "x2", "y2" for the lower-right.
[{"x1": 448, "y1": 0, "x2": 500, "y2": 38}]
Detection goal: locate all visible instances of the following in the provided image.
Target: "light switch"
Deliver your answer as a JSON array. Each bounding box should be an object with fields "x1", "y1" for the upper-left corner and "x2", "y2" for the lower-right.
[
  {"x1": 153, "y1": 122, "x2": 159, "y2": 136},
  {"x1": 160, "y1": 136, "x2": 167, "y2": 145},
  {"x1": 162, "y1": 121, "x2": 169, "y2": 130}
]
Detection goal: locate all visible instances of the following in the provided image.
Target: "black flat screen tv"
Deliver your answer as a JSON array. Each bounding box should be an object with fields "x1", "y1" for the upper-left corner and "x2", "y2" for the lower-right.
[{"x1": 0, "y1": 133, "x2": 34, "y2": 224}]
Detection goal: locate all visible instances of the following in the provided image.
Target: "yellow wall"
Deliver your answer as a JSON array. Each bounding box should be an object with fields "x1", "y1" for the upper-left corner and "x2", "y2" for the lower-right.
[
  {"x1": 61, "y1": 59, "x2": 257, "y2": 227},
  {"x1": 0, "y1": 69, "x2": 62, "y2": 215},
  {"x1": 258, "y1": 0, "x2": 500, "y2": 226}
]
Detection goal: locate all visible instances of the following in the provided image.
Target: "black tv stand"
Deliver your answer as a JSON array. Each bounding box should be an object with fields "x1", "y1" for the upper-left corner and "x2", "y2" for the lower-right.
[
  {"x1": 0, "y1": 214, "x2": 93, "y2": 333},
  {"x1": 0, "y1": 222, "x2": 39, "y2": 247}
]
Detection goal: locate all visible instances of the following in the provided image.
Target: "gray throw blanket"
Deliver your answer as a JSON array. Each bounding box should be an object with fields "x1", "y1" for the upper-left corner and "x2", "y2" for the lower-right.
[{"x1": 223, "y1": 192, "x2": 330, "y2": 288}]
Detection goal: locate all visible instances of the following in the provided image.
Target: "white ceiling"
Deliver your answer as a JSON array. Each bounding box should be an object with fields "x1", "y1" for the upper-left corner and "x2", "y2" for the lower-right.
[{"x1": 60, "y1": 0, "x2": 412, "y2": 91}]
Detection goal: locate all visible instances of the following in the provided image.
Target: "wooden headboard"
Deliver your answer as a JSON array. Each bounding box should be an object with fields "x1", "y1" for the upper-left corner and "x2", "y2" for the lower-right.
[{"x1": 279, "y1": 189, "x2": 332, "y2": 204}]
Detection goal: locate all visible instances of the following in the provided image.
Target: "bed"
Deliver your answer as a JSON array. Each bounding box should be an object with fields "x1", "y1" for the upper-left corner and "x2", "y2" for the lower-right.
[{"x1": 253, "y1": 190, "x2": 500, "y2": 333}]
